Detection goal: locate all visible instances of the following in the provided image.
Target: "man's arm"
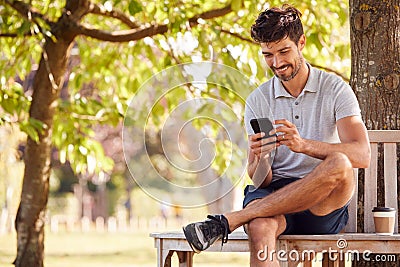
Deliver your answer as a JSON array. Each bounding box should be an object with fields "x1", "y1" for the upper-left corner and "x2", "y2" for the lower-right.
[{"x1": 275, "y1": 116, "x2": 371, "y2": 168}]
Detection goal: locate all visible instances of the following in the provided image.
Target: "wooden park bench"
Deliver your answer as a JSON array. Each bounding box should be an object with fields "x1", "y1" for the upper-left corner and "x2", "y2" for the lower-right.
[{"x1": 150, "y1": 130, "x2": 400, "y2": 267}]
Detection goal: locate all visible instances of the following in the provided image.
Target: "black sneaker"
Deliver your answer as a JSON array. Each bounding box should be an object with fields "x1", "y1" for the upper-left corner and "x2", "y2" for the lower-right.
[{"x1": 182, "y1": 214, "x2": 230, "y2": 253}]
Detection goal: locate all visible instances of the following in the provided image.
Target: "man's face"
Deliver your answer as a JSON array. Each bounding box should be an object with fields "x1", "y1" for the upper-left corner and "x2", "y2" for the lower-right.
[{"x1": 260, "y1": 35, "x2": 305, "y2": 81}]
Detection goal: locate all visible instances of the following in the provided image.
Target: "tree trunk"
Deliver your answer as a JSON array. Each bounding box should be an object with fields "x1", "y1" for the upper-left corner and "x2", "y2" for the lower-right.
[
  {"x1": 350, "y1": 0, "x2": 400, "y2": 130},
  {"x1": 350, "y1": 0, "x2": 400, "y2": 266},
  {"x1": 13, "y1": 34, "x2": 74, "y2": 267}
]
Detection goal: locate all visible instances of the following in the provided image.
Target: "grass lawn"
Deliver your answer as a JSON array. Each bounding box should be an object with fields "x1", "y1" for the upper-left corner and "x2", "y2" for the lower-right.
[{"x1": 0, "y1": 230, "x2": 248, "y2": 267}]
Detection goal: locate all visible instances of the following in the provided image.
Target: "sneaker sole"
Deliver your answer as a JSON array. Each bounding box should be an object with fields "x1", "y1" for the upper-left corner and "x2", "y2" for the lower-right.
[{"x1": 182, "y1": 226, "x2": 201, "y2": 254}]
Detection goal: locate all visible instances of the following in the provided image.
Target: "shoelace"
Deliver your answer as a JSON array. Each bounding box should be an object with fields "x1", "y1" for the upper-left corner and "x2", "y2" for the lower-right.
[{"x1": 206, "y1": 215, "x2": 229, "y2": 246}]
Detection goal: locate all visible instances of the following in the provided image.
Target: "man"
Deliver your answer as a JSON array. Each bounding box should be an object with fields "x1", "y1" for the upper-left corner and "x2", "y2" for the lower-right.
[{"x1": 183, "y1": 5, "x2": 371, "y2": 266}]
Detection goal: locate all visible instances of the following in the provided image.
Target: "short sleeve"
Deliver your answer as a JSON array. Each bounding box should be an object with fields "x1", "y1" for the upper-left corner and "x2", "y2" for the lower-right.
[{"x1": 334, "y1": 82, "x2": 361, "y2": 121}]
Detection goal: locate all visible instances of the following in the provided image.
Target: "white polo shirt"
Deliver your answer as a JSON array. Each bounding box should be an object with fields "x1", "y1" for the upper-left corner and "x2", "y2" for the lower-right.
[{"x1": 244, "y1": 64, "x2": 361, "y2": 180}]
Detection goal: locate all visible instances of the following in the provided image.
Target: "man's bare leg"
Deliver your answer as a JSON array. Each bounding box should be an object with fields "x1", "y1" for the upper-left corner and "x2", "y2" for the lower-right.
[
  {"x1": 249, "y1": 216, "x2": 286, "y2": 267},
  {"x1": 244, "y1": 200, "x2": 287, "y2": 267},
  {"x1": 226, "y1": 152, "x2": 354, "y2": 232}
]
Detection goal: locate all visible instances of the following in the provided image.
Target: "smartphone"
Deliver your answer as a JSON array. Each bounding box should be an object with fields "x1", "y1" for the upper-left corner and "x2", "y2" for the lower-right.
[{"x1": 250, "y1": 118, "x2": 276, "y2": 141}]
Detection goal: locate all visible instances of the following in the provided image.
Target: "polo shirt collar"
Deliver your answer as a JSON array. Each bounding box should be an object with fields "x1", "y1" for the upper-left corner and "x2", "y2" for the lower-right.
[{"x1": 273, "y1": 63, "x2": 318, "y2": 98}]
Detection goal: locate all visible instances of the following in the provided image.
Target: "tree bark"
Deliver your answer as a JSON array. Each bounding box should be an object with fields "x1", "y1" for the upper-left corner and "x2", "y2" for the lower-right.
[
  {"x1": 350, "y1": 0, "x2": 400, "y2": 130},
  {"x1": 13, "y1": 23, "x2": 75, "y2": 267},
  {"x1": 350, "y1": 0, "x2": 400, "y2": 266}
]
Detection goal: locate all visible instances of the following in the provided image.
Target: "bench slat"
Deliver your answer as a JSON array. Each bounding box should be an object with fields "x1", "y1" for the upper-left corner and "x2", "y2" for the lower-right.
[
  {"x1": 285, "y1": 238, "x2": 400, "y2": 254},
  {"x1": 346, "y1": 169, "x2": 358, "y2": 233},
  {"x1": 368, "y1": 130, "x2": 400, "y2": 143},
  {"x1": 384, "y1": 143, "x2": 398, "y2": 233},
  {"x1": 280, "y1": 233, "x2": 400, "y2": 240},
  {"x1": 364, "y1": 143, "x2": 378, "y2": 233}
]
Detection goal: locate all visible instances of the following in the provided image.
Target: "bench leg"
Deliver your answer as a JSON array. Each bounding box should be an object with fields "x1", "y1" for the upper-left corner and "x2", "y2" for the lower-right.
[
  {"x1": 157, "y1": 249, "x2": 193, "y2": 267},
  {"x1": 277, "y1": 240, "x2": 289, "y2": 267},
  {"x1": 322, "y1": 253, "x2": 345, "y2": 267},
  {"x1": 177, "y1": 251, "x2": 194, "y2": 267},
  {"x1": 159, "y1": 249, "x2": 174, "y2": 267},
  {"x1": 154, "y1": 238, "x2": 194, "y2": 267},
  {"x1": 302, "y1": 259, "x2": 312, "y2": 267},
  {"x1": 155, "y1": 238, "x2": 175, "y2": 267}
]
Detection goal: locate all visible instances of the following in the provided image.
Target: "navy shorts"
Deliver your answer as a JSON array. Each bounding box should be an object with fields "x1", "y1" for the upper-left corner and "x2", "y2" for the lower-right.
[{"x1": 243, "y1": 178, "x2": 349, "y2": 235}]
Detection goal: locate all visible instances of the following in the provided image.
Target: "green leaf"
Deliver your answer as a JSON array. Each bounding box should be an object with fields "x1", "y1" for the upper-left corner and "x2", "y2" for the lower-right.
[
  {"x1": 29, "y1": 117, "x2": 46, "y2": 131},
  {"x1": 128, "y1": 0, "x2": 143, "y2": 16},
  {"x1": 308, "y1": 33, "x2": 323, "y2": 50},
  {"x1": 163, "y1": 56, "x2": 172, "y2": 67},
  {"x1": 151, "y1": 103, "x2": 165, "y2": 126},
  {"x1": 231, "y1": 0, "x2": 242, "y2": 12},
  {"x1": 17, "y1": 21, "x2": 31, "y2": 35},
  {"x1": 170, "y1": 20, "x2": 182, "y2": 34},
  {"x1": 1, "y1": 97, "x2": 16, "y2": 114},
  {"x1": 20, "y1": 121, "x2": 39, "y2": 143}
]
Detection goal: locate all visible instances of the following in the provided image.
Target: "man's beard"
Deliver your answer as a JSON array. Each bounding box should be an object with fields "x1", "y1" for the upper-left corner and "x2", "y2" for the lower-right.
[{"x1": 273, "y1": 54, "x2": 303, "y2": 82}]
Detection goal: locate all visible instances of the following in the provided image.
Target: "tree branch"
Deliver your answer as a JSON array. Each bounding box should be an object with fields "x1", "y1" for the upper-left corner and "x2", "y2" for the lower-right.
[
  {"x1": 4, "y1": 0, "x2": 52, "y2": 25},
  {"x1": 87, "y1": 2, "x2": 140, "y2": 29},
  {"x1": 310, "y1": 63, "x2": 349, "y2": 82},
  {"x1": 77, "y1": 5, "x2": 232, "y2": 42},
  {"x1": 77, "y1": 23, "x2": 169, "y2": 42},
  {"x1": 219, "y1": 28, "x2": 256, "y2": 44},
  {"x1": 0, "y1": 32, "x2": 33, "y2": 37},
  {"x1": 188, "y1": 5, "x2": 232, "y2": 25}
]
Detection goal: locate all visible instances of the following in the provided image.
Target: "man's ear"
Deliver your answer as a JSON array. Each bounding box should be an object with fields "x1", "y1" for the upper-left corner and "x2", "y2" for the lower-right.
[{"x1": 298, "y1": 34, "x2": 306, "y2": 51}]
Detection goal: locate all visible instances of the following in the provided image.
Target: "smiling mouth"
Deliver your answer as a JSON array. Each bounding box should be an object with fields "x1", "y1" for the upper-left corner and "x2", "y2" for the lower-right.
[{"x1": 275, "y1": 65, "x2": 289, "y2": 72}]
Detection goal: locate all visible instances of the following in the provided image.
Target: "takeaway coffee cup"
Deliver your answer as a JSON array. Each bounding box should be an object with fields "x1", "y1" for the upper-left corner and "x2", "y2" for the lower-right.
[{"x1": 372, "y1": 207, "x2": 396, "y2": 235}]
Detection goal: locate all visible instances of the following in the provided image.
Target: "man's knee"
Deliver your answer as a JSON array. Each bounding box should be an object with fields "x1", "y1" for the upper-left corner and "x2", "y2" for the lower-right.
[
  {"x1": 326, "y1": 152, "x2": 353, "y2": 178},
  {"x1": 247, "y1": 216, "x2": 285, "y2": 240}
]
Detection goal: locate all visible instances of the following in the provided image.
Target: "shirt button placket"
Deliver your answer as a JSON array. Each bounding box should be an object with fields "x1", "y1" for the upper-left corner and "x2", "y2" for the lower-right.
[{"x1": 293, "y1": 100, "x2": 301, "y2": 128}]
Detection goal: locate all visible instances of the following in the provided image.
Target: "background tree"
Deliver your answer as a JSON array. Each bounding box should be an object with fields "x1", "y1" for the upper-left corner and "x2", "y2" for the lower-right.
[
  {"x1": 350, "y1": 0, "x2": 400, "y2": 266},
  {"x1": 1, "y1": 0, "x2": 353, "y2": 266}
]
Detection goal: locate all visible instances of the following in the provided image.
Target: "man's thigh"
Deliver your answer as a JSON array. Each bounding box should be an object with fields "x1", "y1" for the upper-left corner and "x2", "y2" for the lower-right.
[
  {"x1": 307, "y1": 153, "x2": 355, "y2": 216},
  {"x1": 243, "y1": 178, "x2": 299, "y2": 208}
]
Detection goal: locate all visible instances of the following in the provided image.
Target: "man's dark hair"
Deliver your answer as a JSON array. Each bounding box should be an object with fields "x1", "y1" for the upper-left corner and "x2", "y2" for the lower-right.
[{"x1": 251, "y1": 4, "x2": 303, "y2": 44}]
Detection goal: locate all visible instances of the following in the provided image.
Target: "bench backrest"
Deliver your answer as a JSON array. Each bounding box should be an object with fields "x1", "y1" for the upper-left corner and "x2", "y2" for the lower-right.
[{"x1": 346, "y1": 130, "x2": 400, "y2": 233}]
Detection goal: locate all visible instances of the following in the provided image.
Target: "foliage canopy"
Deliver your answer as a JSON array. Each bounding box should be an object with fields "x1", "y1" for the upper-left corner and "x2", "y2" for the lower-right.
[{"x1": 1, "y1": 0, "x2": 350, "y2": 176}]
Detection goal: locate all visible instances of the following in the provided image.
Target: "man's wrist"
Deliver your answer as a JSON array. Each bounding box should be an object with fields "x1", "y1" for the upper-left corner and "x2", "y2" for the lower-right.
[
  {"x1": 299, "y1": 138, "x2": 308, "y2": 154},
  {"x1": 301, "y1": 139, "x2": 330, "y2": 160}
]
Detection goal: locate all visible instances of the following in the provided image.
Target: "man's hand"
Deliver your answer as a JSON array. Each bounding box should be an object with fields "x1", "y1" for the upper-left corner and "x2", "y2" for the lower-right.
[
  {"x1": 247, "y1": 132, "x2": 277, "y2": 188},
  {"x1": 249, "y1": 132, "x2": 277, "y2": 157},
  {"x1": 274, "y1": 119, "x2": 305, "y2": 153}
]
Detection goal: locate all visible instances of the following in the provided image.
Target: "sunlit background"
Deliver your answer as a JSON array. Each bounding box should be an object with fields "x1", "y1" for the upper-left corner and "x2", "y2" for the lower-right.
[{"x1": 0, "y1": 0, "x2": 351, "y2": 266}]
